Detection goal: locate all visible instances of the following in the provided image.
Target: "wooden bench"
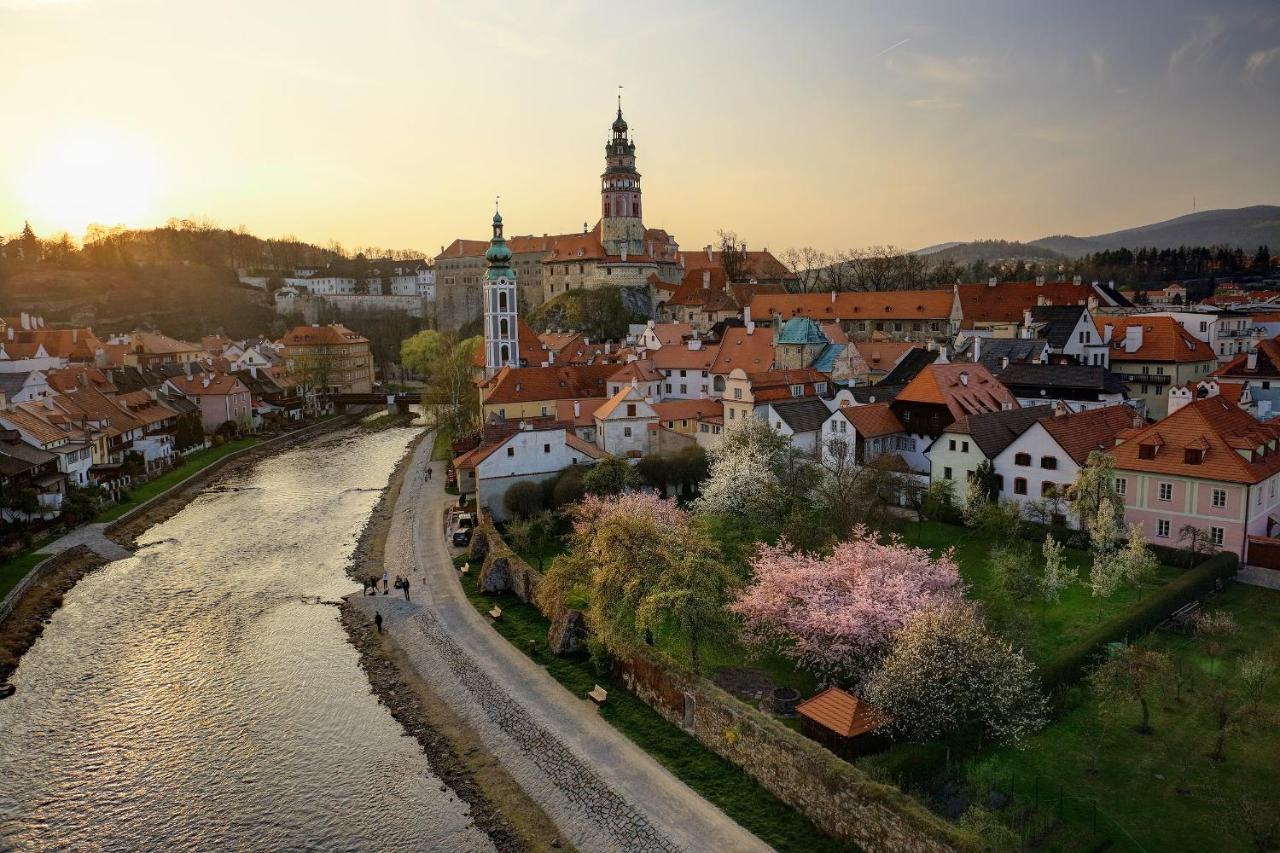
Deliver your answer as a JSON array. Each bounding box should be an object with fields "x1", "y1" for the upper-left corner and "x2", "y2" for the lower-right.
[
  {"x1": 488, "y1": 606, "x2": 502, "y2": 620},
  {"x1": 587, "y1": 684, "x2": 608, "y2": 705},
  {"x1": 460, "y1": 562, "x2": 470, "y2": 575},
  {"x1": 1165, "y1": 600, "x2": 1201, "y2": 632}
]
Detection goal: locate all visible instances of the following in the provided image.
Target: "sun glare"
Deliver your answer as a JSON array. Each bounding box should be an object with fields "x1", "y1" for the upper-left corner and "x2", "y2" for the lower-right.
[{"x1": 20, "y1": 126, "x2": 162, "y2": 238}]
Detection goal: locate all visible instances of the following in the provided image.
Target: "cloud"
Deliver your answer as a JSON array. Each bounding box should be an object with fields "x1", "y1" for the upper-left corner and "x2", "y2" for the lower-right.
[
  {"x1": 905, "y1": 96, "x2": 963, "y2": 111},
  {"x1": 887, "y1": 53, "x2": 990, "y2": 86},
  {"x1": 1245, "y1": 46, "x2": 1280, "y2": 75},
  {"x1": 1169, "y1": 16, "x2": 1227, "y2": 77}
]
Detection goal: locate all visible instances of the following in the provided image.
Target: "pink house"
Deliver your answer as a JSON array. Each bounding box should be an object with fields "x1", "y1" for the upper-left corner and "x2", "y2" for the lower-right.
[
  {"x1": 1110, "y1": 392, "x2": 1280, "y2": 565},
  {"x1": 164, "y1": 373, "x2": 253, "y2": 434}
]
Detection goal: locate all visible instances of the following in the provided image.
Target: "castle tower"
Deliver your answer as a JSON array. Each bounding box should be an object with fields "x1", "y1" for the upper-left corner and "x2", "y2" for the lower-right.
[
  {"x1": 600, "y1": 96, "x2": 645, "y2": 256},
  {"x1": 483, "y1": 209, "x2": 520, "y2": 377}
]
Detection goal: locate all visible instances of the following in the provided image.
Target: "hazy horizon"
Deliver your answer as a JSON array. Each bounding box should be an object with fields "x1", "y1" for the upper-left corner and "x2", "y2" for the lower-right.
[{"x1": 3, "y1": 0, "x2": 1278, "y2": 256}]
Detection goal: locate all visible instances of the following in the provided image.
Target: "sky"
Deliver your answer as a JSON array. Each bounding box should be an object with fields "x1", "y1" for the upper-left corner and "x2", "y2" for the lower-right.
[{"x1": 1, "y1": 0, "x2": 1277, "y2": 256}]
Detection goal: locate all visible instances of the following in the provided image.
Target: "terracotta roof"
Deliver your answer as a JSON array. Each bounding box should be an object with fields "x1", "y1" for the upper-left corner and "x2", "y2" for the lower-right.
[
  {"x1": 651, "y1": 399, "x2": 722, "y2": 422},
  {"x1": 746, "y1": 368, "x2": 831, "y2": 403},
  {"x1": 1111, "y1": 395, "x2": 1280, "y2": 484},
  {"x1": 115, "y1": 390, "x2": 178, "y2": 426},
  {"x1": 750, "y1": 290, "x2": 953, "y2": 322},
  {"x1": 45, "y1": 365, "x2": 115, "y2": 394},
  {"x1": 593, "y1": 387, "x2": 650, "y2": 421},
  {"x1": 650, "y1": 344, "x2": 719, "y2": 371},
  {"x1": 851, "y1": 340, "x2": 920, "y2": 371},
  {"x1": 1037, "y1": 405, "x2": 1137, "y2": 464},
  {"x1": 834, "y1": 402, "x2": 903, "y2": 438},
  {"x1": 166, "y1": 373, "x2": 251, "y2": 397},
  {"x1": 710, "y1": 326, "x2": 774, "y2": 375},
  {"x1": 1094, "y1": 316, "x2": 1215, "y2": 363},
  {"x1": 1212, "y1": 338, "x2": 1280, "y2": 380},
  {"x1": 665, "y1": 267, "x2": 741, "y2": 312},
  {"x1": 131, "y1": 330, "x2": 202, "y2": 355},
  {"x1": 647, "y1": 323, "x2": 693, "y2": 347},
  {"x1": 896, "y1": 363, "x2": 1018, "y2": 420},
  {"x1": 480, "y1": 363, "x2": 617, "y2": 405},
  {"x1": 6, "y1": 327, "x2": 104, "y2": 361},
  {"x1": 553, "y1": 399, "x2": 601, "y2": 426},
  {"x1": 955, "y1": 280, "x2": 1094, "y2": 327},
  {"x1": 680, "y1": 248, "x2": 795, "y2": 281},
  {"x1": 565, "y1": 433, "x2": 608, "y2": 459},
  {"x1": 608, "y1": 360, "x2": 663, "y2": 383},
  {"x1": 795, "y1": 688, "x2": 887, "y2": 738},
  {"x1": 55, "y1": 385, "x2": 145, "y2": 435},
  {"x1": 280, "y1": 324, "x2": 369, "y2": 347},
  {"x1": 470, "y1": 317, "x2": 550, "y2": 368},
  {"x1": 0, "y1": 407, "x2": 68, "y2": 446}
]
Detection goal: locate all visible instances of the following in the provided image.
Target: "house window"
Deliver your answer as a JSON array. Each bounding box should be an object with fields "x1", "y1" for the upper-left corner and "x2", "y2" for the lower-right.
[
  {"x1": 1041, "y1": 482, "x2": 1057, "y2": 497},
  {"x1": 540, "y1": 406, "x2": 549, "y2": 416},
  {"x1": 1014, "y1": 452, "x2": 1031, "y2": 466},
  {"x1": 995, "y1": 475, "x2": 1004, "y2": 491},
  {"x1": 1212, "y1": 488, "x2": 1227, "y2": 508},
  {"x1": 543, "y1": 443, "x2": 551, "y2": 453},
  {"x1": 733, "y1": 388, "x2": 742, "y2": 400},
  {"x1": 949, "y1": 439, "x2": 956, "y2": 451},
  {"x1": 506, "y1": 447, "x2": 514, "y2": 457},
  {"x1": 1041, "y1": 456, "x2": 1058, "y2": 470},
  {"x1": 1115, "y1": 477, "x2": 1127, "y2": 496},
  {"x1": 1138, "y1": 444, "x2": 1157, "y2": 460},
  {"x1": 1159, "y1": 482, "x2": 1172, "y2": 501},
  {"x1": 626, "y1": 404, "x2": 636, "y2": 416},
  {"x1": 680, "y1": 384, "x2": 687, "y2": 394},
  {"x1": 1184, "y1": 449, "x2": 1203, "y2": 464},
  {"x1": 962, "y1": 441, "x2": 970, "y2": 453},
  {"x1": 815, "y1": 382, "x2": 827, "y2": 394},
  {"x1": 1014, "y1": 478, "x2": 1027, "y2": 495},
  {"x1": 790, "y1": 384, "x2": 803, "y2": 397},
  {"x1": 1211, "y1": 526, "x2": 1224, "y2": 546},
  {"x1": 624, "y1": 427, "x2": 632, "y2": 437},
  {"x1": 1157, "y1": 519, "x2": 1170, "y2": 538},
  {"x1": 944, "y1": 467, "x2": 953, "y2": 480}
]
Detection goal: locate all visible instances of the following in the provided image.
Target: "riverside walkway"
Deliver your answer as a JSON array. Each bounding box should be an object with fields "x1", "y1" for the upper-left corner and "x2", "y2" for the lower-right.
[{"x1": 349, "y1": 438, "x2": 771, "y2": 853}]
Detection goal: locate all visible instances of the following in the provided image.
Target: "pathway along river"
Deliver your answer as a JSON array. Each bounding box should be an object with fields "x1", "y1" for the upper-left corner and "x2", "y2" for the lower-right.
[{"x1": 0, "y1": 426, "x2": 495, "y2": 851}]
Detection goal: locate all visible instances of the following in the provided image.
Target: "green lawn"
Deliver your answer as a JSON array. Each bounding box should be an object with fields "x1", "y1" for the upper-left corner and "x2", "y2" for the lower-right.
[
  {"x1": 457, "y1": 555, "x2": 859, "y2": 853},
  {"x1": 0, "y1": 551, "x2": 50, "y2": 602},
  {"x1": 430, "y1": 430, "x2": 453, "y2": 462},
  {"x1": 96, "y1": 439, "x2": 257, "y2": 522},
  {"x1": 909, "y1": 583, "x2": 1280, "y2": 852},
  {"x1": 899, "y1": 521, "x2": 1184, "y2": 667}
]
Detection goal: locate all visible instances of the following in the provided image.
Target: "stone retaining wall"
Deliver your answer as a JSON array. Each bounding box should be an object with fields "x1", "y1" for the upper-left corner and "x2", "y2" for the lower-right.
[{"x1": 473, "y1": 519, "x2": 975, "y2": 852}]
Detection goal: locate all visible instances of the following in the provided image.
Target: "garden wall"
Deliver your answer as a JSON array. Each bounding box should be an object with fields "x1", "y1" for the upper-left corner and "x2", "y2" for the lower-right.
[{"x1": 473, "y1": 517, "x2": 975, "y2": 852}]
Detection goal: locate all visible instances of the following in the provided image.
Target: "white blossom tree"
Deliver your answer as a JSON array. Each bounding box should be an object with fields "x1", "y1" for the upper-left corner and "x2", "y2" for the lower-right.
[
  {"x1": 1089, "y1": 502, "x2": 1126, "y2": 597},
  {"x1": 866, "y1": 602, "x2": 1047, "y2": 746},
  {"x1": 1041, "y1": 534, "x2": 1074, "y2": 604},
  {"x1": 694, "y1": 415, "x2": 786, "y2": 520}
]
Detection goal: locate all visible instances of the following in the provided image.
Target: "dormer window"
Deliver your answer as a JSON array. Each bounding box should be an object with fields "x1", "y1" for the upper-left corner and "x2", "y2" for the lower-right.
[
  {"x1": 790, "y1": 384, "x2": 803, "y2": 397},
  {"x1": 1138, "y1": 444, "x2": 1158, "y2": 460},
  {"x1": 1184, "y1": 448, "x2": 1204, "y2": 464}
]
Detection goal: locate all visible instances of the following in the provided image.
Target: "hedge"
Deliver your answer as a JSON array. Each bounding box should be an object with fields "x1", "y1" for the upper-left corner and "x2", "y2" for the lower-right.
[{"x1": 1039, "y1": 551, "x2": 1238, "y2": 690}]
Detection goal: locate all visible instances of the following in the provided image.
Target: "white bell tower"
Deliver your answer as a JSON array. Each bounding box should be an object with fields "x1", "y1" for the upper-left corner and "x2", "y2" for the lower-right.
[{"x1": 483, "y1": 207, "x2": 520, "y2": 377}]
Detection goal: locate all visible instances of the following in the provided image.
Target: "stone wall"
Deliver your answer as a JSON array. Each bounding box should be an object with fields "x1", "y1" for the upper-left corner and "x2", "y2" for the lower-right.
[
  {"x1": 616, "y1": 652, "x2": 974, "y2": 852},
  {"x1": 474, "y1": 519, "x2": 975, "y2": 852}
]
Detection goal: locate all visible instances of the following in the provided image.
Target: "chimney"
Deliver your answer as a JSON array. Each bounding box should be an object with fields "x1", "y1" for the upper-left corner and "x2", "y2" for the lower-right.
[
  {"x1": 703, "y1": 270, "x2": 711, "y2": 289},
  {"x1": 973, "y1": 336, "x2": 982, "y2": 362},
  {"x1": 1124, "y1": 324, "x2": 1143, "y2": 353},
  {"x1": 706, "y1": 245, "x2": 713, "y2": 262},
  {"x1": 1001, "y1": 355, "x2": 1010, "y2": 369},
  {"x1": 1087, "y1": 296, "x2": 1099, "y2": 310},
  {"x1": 938, "y1": 345, "x2": 949, "y2": 363},
  {"x1": 1103, "y1": 324, "x2": 1114, "y2": 344},
  {"x1": 1073, "y1": 275, "x2": 1082, "y2": 286},
  {"x1": 1036, "y1": 276, "x2": 1045, "y2": 287},
  {"x1": 548, "y1": 350, "x2": 555, "y2": 364},
  {"x1": 988, "y1": 277, "x2": 997, "y2": 288},
  {"x1": 1248, "y1": 349, "x2": 1258, "y2": 370},
  {"x1": 573, "y1": 400, "x2": 580, "y2": 418},
  {"x1": 20, "y1": 312, "x2": 30, "y2": 330},
  {"x1": 95, "y1": 348, "x2": 107, "y2": 368},
  {"x1": 72, "y1": 328, "x2": 78, "y2": 343},
  {"x1": 830, "y1": 290, "x2": 836, "y2": 303},
  {"x1": 1023, "y1": 308, "x2": 1033, "y2": 329},
  {"x1": 1167, "y1": 384, "x2": 1193, "y2": 415},
  {"x1": 744, "y1": 306, "x2": 752, "y2": 326},
  {"x1": 959, "y1": 370, "x2": 969, "y2": 386}
]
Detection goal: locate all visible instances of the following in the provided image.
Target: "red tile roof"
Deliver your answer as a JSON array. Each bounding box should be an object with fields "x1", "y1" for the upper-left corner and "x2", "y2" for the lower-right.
[
  {"x1": 651, "y1": 399, "x2": 722, "y2": 422},
  {"x1": 837, "y1": 402, "x2": 905, "y2": 438},
  {"x1": 1212, "y1": 337, "x2": 1280, "y2": 380},
  {"x1": 650, "y1": 344, "x2": 719, "y2": 371},
  {"x1": 480, "y1": 363, "x2": 618, "y2": 405},
  {"x1": 955, "y1": 280, "x2": 1093, "y2": 327},
  {"x1": 710, "y1": 326, "x2": 774, "y2": 375},
  {"x1": 1037, "y1": 404, "x2": 1138, "y2": 464},
  {"x1": 750, "y1": 290, "x2": 953, "y2": 323},
  {"x1": 896, "y1": 363, "x2": 1018, "y2": 420},
  {"x1": 680, "y1": 248, "x2": 795, "y2": 281},
  {"x1": 1094, "y1": 315, "x2": 1215, "y2": 363},
  {"x1": 1111, "y1": 395, "x2": 1280, "y2": 484},
  {"x1": 795, "y1": 688, "x2": 887, "y2": 738},
  {"x1": 167, "y1": 373, "x2": 251, "y2": 397},
  {"x1": 280, "y1": 324, "x2": 369, "y2": 347}
]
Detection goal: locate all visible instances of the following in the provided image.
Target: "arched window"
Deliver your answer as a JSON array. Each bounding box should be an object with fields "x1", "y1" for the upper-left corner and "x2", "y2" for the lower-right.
[
  {"x1": 499, "y1": 318, "x2": 509, "y2": 336},
  {"x1": 500, "y1": 344, "x2": 509, "y2": 362},
  {"x1": 713, "y1": 375, "x2": 726, "y2": 392},
  {"x1": 498, "y1": 291, "x2": 508, "y2": 311}
]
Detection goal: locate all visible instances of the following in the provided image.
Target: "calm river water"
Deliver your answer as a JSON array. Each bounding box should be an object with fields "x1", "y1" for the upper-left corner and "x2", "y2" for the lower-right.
[{"x1": 0, "y1": 426, "x2": 493, "y2": 852}]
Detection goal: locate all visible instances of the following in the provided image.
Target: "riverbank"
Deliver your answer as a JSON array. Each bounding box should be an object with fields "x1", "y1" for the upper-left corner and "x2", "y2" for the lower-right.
[
  {"x1": 341, "y1": 432, "x2": 569, "y2": 853},
  {"x1": 0, "y1": 546, "x2": 105, "y2": 685}
]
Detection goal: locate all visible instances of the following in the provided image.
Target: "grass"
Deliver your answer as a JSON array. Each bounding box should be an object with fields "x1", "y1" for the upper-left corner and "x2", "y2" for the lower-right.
[
  {"x1": 0, "y1": 551, "x2": 50, "y2": 602},
  {"x1": 875, "y1": 583, "x2": 1280, "y2": 853},
  {"x1": 456, "y1": 555, "x2": 859, "y2": 853},
  {"x1": 95, "y1": 439, "x2": 257, "y2": 522},
  {"x1": 431, "y1": 430, "x2": 453, "y2": 462},
  {"x1": 899, "y1": 520, "x2": 1184, "y2": 667}
]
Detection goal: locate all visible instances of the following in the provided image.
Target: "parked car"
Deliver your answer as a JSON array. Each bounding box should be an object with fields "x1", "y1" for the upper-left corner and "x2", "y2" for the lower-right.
[{"x1": 451, "y1": 527, "x2": 473, "y2": 547}]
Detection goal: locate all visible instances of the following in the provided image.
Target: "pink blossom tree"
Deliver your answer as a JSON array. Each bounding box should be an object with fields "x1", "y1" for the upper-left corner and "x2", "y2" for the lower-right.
[{"x1": 730, "y1": 527, "x2": 965, "y2": 682}]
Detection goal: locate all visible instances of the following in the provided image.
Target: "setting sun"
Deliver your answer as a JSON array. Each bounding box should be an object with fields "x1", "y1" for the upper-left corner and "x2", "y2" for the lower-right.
[{"x1": 19, "y1": 126, "x2": 162, "y2": 238}]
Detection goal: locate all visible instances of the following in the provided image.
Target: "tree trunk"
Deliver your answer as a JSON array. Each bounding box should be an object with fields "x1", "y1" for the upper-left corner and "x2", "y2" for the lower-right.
[{"x1": 1139, "y1": 696, "x2": 1151, "y2": 733}]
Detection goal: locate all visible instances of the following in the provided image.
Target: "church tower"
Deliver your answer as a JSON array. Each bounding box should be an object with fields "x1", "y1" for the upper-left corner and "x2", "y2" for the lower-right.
[
  {"x1": 600, "y1": 97, "x2": 645, "y2": 257},
  {"x1": 483, "y1": 209, "x2": 519, "y2": 377}
]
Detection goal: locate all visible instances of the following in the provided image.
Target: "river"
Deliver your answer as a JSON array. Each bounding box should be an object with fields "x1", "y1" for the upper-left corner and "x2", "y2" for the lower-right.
[{"x1": 0, "y1": 426, "x2": 495, "y2": 852}]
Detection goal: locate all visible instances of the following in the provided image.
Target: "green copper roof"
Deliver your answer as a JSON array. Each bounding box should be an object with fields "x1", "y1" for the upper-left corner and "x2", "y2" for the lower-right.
[
  {"x1": 484, "y1": 209, "x2": 515, "y2": 278},
  {"x1": 777, "y1": 316, "x2": 829, "y2": 345}
]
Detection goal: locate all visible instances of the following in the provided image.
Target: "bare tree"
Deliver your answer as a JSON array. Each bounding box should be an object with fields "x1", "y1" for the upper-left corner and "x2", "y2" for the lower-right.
[{"x1": 716, "y1": 230, "x2": 753, "y2": 283}]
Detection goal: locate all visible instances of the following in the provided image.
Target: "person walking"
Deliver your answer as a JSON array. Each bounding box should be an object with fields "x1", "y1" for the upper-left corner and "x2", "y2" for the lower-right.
[
  {"x1": 402, "y1": 576, "x2": 411, "y2": 601},
  {"x1": 374, "y1": 612, "x2": 383, "y2": 634},
  {"x1": 382, "y1": 571, "x2": 389, "y2": 594},
  {"x1": 426, "y1": 466, "x2": 433, "y2": 482}
]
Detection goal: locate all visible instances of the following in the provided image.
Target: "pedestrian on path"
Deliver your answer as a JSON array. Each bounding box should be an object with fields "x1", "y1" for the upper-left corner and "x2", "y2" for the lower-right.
[
  {"x1": 382, "y1": 571, "x2": 389, "y2": 594},
  {"x1": 374, "y1": 612, "x2": 383, "y2": 633},
  {"x1": 402, "y1": 576, "x2": 411, "y2": 600},
  {"x1": 426, "y1": 466, "x2": 433, "y2": 482}
]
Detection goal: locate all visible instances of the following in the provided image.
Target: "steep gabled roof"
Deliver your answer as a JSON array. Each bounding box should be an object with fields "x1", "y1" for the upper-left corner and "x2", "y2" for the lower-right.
[
  {"x1": 946, "y1": 405, "x2": 1054, "y2": 458},
  {"x1": 1095, "y1": 315, "x2": 1215, "y2": 363},
  {"x1": 879, "y1": 348, "x2": 940, "y2": 387},
  {"x1": 1212, "y1": 337, "x2": 1280, "y2": 380},
  {"x1": 897, "y1": 363, "x2": 1018, "y2": 420},
  {"x1": 1037, "y1": 404, "x2": 1137, "y2": 464},
  {"x1": 995, "y1": 363, "x2": 1128, "y2": 395},
  {"x1": 710, "y1": 326, "x2": 774, "y2": 375},
  {"x1": 770, "y1": 397, "x2": 832, "y2": 433},
  {"x1": 750, "y1": 290, "x2": 954, "y2": 323},
  {"x1": 1029, "y1": 305, "x2": 1090, "y2": 349},
  {"x1": 1111, "y1": 395, "x2": 1280, "y2": 484},
  {"x1": 480, "y1": 363, "x2": 617, "y2": 405},
  {"x1": 837, "y1": 402, "x2": 905, "y2": 438}
]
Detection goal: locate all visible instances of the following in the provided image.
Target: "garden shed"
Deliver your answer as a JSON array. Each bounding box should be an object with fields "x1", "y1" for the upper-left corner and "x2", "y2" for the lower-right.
[{"x1": 794, "y1": 687, "x2": 890, "y2": 759}]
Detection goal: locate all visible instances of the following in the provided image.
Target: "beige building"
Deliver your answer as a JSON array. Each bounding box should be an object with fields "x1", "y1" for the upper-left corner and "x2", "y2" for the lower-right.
[
  {"x1": 279, "y1": 323, "x2": 376, "y2": 394},
  {"x1": 1095, "y1": 315, "x2": 1217, "y2": 419}
]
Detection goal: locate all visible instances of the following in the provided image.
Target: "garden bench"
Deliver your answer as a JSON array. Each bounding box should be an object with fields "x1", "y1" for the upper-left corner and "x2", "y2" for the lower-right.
[
  {"x1": 460, "y1": 562, "x2": 470, "y2": 575},
  {"x1": 488, "y1": 606, "x2": 502, "y2": 620},
  {"x1": 1165, "y1": 601, "x2": 1200, "y2": 632},
  {"x1": 588, "y1": 685, "x2": 608, "y2": 705}
]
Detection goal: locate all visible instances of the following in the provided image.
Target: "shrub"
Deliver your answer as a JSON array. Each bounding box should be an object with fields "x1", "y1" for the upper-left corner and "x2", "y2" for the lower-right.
[
  {"x1": 549, "y1": 466, "x2": 586, "y2": 507},
  {"x1": 1039, "y1": 551, "x2": 1238, "y2": 690},
  {"x1": 502, "y1": 480, "x2": 544, "y2": 519}
]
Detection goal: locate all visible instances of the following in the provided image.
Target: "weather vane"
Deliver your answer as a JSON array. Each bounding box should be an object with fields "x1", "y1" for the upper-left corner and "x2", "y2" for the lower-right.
[
  {"x1": 618, "y1": 84, "x2": 623, "y2": 112},
  {"x1": 495, "y1": 194, "x2": 500, "y2": 212}
]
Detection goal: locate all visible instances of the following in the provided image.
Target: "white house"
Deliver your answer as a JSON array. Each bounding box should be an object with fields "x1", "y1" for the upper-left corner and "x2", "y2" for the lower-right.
[
  {"x1": 760, "y1": 397, "x2": 834, "y2": 453},
  {"x1": 593, "y1": 386, "x2": 657, "y2": 458},
  {"x1": 1149, "y1": 308, "x2": 1260, "y2": 364},
  {"x1": 991, "y1": 404, "x2": 1137, "y2": 525},
  {"x1": 453, "y1": 424, "x2": 606, "y2": 521},
  {"x1": 927, "y1": 406, "x2": 1054, "y2": 505},
  {"x1": 0, "y1": 370, "x2": 49, "y2": 404},
  {"x1": 0, "y1": 407, "x2": 94, "y2": 488},
  {"x1": 819, "y1": 402, "x2": 924, "y2": 470},
  {"x1": 1024, "y1": 305, "x2": 1110, "y2": 368}
]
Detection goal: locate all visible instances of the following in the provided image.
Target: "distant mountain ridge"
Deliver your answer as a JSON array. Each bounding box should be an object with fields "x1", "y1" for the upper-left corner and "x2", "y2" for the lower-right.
[{"x1": 915, "y1": 205, "x2": 1279, "y2": 262}]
